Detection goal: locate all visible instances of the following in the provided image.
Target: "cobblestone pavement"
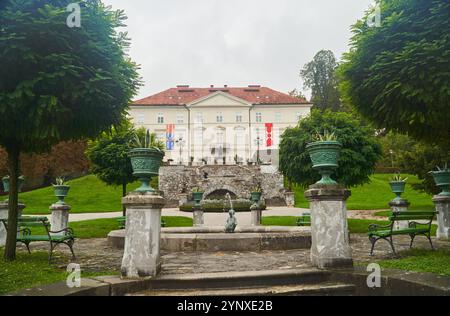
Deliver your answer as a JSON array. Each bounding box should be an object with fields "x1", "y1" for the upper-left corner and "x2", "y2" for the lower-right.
[{"x1": 22, "y1": 234, "x2": 450, "y2": 276}]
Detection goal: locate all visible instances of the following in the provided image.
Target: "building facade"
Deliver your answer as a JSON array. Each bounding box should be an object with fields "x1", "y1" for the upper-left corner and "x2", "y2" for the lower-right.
[{"x1": 129, "y1": 85, "x2": 312, "y2": 166}]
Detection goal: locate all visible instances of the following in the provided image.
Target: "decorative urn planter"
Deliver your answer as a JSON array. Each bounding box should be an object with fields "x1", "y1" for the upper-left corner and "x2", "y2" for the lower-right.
[
  {"x1": 53, "y1": 185, "x2": 70, "y2": 204},
  {"x1": 250, "y1": 192, "x2": 262, "y2": 203},
  {"x1": 129, "y1": 147, "x2": 165, "y2": 193},
  {"x1": 2, "y1": 175, "x2": 25, "y2": 194},
  {"x1": 430, "y1": 170, "x2": 450, "y2": 196},
  {"x1": 306, "y1": 141, "x2": 342, "y2": 185},
  {"x1": 389, "y1": 181, "x2": 406, "y2": 200},
  {"x1": 192, "y1": 192, "x2": 204, "y2": 206}
]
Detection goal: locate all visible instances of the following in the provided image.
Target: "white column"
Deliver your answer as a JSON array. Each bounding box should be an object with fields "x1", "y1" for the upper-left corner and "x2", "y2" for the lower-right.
[
  {"x1": 49, "y1": 203, "x2": 71, "y2": 236},
  {"x1": 434, "y1": 195, "x2": 450, "y2": 240},
  {"x1": 121, "y1": 192, "x2": 165, "y2": 278},
  {"x1": 0, "y1": 201, "x2": 25, "y2": 247},
  {"x1": 389, "y1": 199, "x2": 410, "y2": 230},
  {"x1": 305, "y1": 184, "x2": 353, "y2": 269}
]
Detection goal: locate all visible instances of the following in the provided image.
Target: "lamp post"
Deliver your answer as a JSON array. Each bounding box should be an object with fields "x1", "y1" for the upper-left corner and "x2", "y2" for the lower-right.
[
  {"x1": 254, "y1": 136, "x2": 262, "y2": 165},
  {"x1": 176, "y1": 137, "x2": 185, "y2": 165}
]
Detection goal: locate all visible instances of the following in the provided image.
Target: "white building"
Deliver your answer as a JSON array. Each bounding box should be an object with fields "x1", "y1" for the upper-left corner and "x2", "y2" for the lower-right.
[{"x1": 129, "y1": 85, "x2": 312, "y2": 166}]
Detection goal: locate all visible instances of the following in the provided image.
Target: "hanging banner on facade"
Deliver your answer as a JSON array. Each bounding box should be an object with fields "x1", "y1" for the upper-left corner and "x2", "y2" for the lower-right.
[
  {"x1": 166, "y1": 124, "x2": 175, "y2": 150},
  {"x1": 265, "y1": 123, "x2": 273, "y2": 147}
]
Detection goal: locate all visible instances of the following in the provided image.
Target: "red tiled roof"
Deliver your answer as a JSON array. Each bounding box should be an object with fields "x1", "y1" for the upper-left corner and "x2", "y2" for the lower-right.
[{"x1": 133, "y1": 86, "x2": 309, "y2": 106}]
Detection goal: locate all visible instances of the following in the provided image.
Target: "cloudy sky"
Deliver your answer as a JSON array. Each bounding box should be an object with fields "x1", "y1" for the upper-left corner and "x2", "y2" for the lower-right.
[{"x1": 102, "y1": 0, "x2": 375, "y2": 100}]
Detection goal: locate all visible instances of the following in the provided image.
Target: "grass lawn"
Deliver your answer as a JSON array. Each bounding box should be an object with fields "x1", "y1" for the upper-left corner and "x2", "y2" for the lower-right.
[
  {"x1": 0, "y1": 249, "x2": 117, "y2": 295},
  {"x1": 17, "y1": 175, "x2": 140, "y2": 214},
  {"x1": 262, "y1": 216, "x2": 437, "y2": 235},
  {"x1": 25, "y1": 216, "x2": 193, "y2": 239},
  {"x1": 377, "y1": 249, "x2": 450, "y2": 277},
  {"x1": 294, "y1": 174, "x2": 434, "y2": 211}
]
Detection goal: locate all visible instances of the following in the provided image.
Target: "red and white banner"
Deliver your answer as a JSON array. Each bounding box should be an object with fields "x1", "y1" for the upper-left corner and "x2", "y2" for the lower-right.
[{"x1": 265, "y1": 123, "x2": 273, "y2": 147}]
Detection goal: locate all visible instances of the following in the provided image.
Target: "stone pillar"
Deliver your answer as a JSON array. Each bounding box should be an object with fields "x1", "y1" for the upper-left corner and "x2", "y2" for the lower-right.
[
  {"x1": 178, "y1": 193, "x2": 188, "y2": 207},
  {"x1": 305, "y1": 184, "x2": 353, "y2": 269},
  {"x1": 193, "y1": 205, "x2": 204, "y2": 227},
  {"x1": 121, "y1": 192, "x2": 165, "y2": 278},
  {"x1": 49, "y1": 203, "x2": 71, "y2": 236},
  {"x1": 389, "y1": 199, "x2": 410, "y2": 230},
  {"x1": 0, "y1": 201, "x2": 26, "y2": 247},
  {"x1": 433, "y1": 195, "x2": 450, "y2": 240},
  {"x1": 285, "y1": 191, "x2": 295, "y2": 207},
  {"x1": 250, "y1": 203, "x2": 262, "y2": 226}
]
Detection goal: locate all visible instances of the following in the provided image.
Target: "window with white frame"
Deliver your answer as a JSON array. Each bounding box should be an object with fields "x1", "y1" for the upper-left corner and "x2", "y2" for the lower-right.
[
  {"x1": 137, "y1": 114, "x2": 145, "y2": 124},
  {"x1": 216, "y1": 112, "x2": 223, "y2": 123},
  {"x1": 195, "y1": 112, "x2": 203, "y2": 124},
  {"x1": 235, "y1": 112, "x2": 243, "y2": 123},
  {"x1": 176, "y1": 113, "x2": 184, "y2": 124},
  {"x1": 256, "y1": 112, "x2": 262, "y2": 123},
  {"x1": 157, "y1": 113, "x2": 164, "y2": 124},
  {"x1": 275, "y1": 112, "x2": 281, "y2": 123}
]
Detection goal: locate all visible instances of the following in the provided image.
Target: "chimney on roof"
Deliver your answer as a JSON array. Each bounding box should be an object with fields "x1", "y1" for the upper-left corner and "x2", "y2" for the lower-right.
[
  {"x1": 224, "y1": 85, "x2": 228, "y2": 88},
  {"x1": 210, "y1": 85, "x2": 214, "y2": 88},
  {"x1": 177, "y1": 85, "x2": 189, "y2": 88},
  {"x1": 248, "y1": 84, "x2": 261, "y2": 88}
]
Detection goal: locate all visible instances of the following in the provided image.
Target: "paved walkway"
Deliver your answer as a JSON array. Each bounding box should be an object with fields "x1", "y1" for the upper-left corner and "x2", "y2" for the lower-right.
[{"x1": 63, "y1": 207, "x2": 385, "y2": 226}]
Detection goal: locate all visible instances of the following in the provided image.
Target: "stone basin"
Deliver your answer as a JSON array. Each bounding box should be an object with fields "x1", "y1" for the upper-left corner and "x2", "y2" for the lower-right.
[{"x1": 107, "y1": 226, "x2": 311, "y2": 252}]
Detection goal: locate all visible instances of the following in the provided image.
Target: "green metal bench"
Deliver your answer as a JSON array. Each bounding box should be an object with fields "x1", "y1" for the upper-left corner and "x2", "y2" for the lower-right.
[
  {"x1": 368, "y1": 211, "x2": 436, "y2": 256},
  {"x1": 0, "y1": 216, "x2": 76, "y2": 262},
  {"x1": 296, "y1": 212, "x2": 311, "y2": 226},
  {"x1": 117, "y1": 216, "x2": 166, "y2": 229}
]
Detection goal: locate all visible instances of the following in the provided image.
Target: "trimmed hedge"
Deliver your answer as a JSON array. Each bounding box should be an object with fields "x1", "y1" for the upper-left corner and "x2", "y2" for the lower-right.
[{"x1": 180, "y1": 199, "x2": 266, "y2": 213}]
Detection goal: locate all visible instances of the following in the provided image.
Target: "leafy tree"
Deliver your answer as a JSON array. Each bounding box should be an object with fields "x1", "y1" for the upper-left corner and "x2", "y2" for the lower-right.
[
  {"x1": 339, "y1": 0, "x2": 450, "y2": 150},
  {"x1": 377, "y1": 131, "x2": 449, "y2": 194},
  {"x1": 300, "y1": 50, "x2": 341, "y2": 111},
  {"x1": 86, "y1": 122, "x2": 135, "y2": 214},
  {"x1": 87, "y1": 123, "x2": 165, "y2": 216},
  {"x1": 279, "y1": 109, "x2": 382, "y2": 187},
  {"x1": 288, "y1": 89, "x2": 307, "y2": 101},
  {"x1": 0, "y1": 0, "x2": 140, "y2": 261}
]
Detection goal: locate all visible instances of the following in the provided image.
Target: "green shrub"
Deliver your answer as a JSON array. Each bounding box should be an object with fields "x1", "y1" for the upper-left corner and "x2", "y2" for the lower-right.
[{"x1": 180, "y1": 199, "x2": 266, "y2": 213}]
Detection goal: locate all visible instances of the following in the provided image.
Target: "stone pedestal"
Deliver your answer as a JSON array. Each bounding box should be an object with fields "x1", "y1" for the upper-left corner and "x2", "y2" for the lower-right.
[
  {"x1": 0, "y1": 201, "x2": 26, "y2": 247},
  {"x1": 250, "y1": 203, "x2": 262, "y2": 226},
  {"x1": 285, "y1": 192, "x2": 295, "y2": 207},
  {"x1": 49, "y1": 203, "x2": 71, "y2": 236},
  {"x1": 178, "y1": 193, "x2": 188, "y2": 207},
  {"x1": 193, "y1": 206, "x2": 204, "y2": 227},
  {"x1": 389, "y1": 199, "x2": 410, "y2": 230},
  {"x1": 433, "y1": 195, "x2": 450, "y2": 240},
  {"x1": 304, "y1": 184, "x2": 353, "y2": 269},
  {"x1": 121, "y1": 192, "x2": 165, "y2": 278}
]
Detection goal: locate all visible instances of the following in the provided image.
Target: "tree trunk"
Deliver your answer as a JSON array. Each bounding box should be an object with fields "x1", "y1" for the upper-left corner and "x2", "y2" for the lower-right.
[
  {"x1": 122, "y1": 181, "x2": 127, "y2": 217},
  {"x1": 4, "y1": 145, "x2": 20, "y2": 262}
]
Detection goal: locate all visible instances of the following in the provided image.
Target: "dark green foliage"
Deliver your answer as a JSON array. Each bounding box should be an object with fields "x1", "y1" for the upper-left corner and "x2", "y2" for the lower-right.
[
  {"x1": 300, "y1": 50, "x2": 341, "y2": 111},
  {"x1": 279, "y1": 109, "x2": 382, "y2": 187},
  {"x1": 339, "y1": 0, "x2": 450, "y2": 149},
  {"x1": 0, "y1": 0, "x2": 140, "y2": 260},
  {"x1": 86, "y1": 122, "x2": 135, "y2": 192}
]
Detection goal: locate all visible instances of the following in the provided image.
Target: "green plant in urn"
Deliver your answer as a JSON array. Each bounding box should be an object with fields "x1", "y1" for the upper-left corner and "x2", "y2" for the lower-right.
[
  {"x1": 250, "y1": 185, "x2": 262, "y2": 203},
  {"x1": 389, "y1": 174, "x2": 408, "y2": 201},
  {"x1": 192, "y1": 187, "x2": 204, "y2": 206},
  {"x1": 129, "y1": 129, "x2": 165, "y2": 193},
  {"x1": 429, "y1": 164, "x2": 450, "y2": 196},
  {"x1": 306, "y1": 131, "x2": 342, "y2": 185},
  {"x1": 52, "y1": 177, "x2": 70, "y2": 204}
]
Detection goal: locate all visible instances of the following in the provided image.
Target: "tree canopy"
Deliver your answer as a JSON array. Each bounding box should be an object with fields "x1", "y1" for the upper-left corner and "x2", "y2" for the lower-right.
[
  {"x1": 279, "y1": 110, "x2": 382, "y2": 188},
  {"x1": 300, "y1": 50, "x2": 341, "y2": 111},
  {"x1": 338, "y1": 0, "x2": 450, "y2": 149},
  {"x1": 0, "y1": 0, "x2": 140, "y2": 261}
]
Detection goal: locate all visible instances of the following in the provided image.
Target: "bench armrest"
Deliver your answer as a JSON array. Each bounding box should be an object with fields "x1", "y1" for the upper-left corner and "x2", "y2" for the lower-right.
[
  {"x1": 409, "y1": 221, "x2": 432, "y2": 229},
  {"x1": 368, "y1": 223, "x2": 392, "y2": 232},
  {"x1": 49, "y1": 227, "x2": 74, "y2": 236}
]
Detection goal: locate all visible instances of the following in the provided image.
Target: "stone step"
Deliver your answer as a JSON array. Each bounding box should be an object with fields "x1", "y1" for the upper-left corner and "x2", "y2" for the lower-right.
[
  {"x1": 130, "y1": 282, "x2": 356, "y2": 296},
  {"x1": 146, "y1": 269, "x2": 332, "y2": 290}
]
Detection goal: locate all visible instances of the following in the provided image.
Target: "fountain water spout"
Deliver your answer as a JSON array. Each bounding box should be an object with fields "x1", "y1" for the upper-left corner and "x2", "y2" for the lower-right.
[{"x1": 224, "y1": 193, "x2": 237, "y2": 233}]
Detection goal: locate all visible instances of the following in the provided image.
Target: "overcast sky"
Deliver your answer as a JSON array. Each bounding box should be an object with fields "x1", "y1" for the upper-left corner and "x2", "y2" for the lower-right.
[{"x1": 102, "y1": 0, "x2": 375, "y2": 100}]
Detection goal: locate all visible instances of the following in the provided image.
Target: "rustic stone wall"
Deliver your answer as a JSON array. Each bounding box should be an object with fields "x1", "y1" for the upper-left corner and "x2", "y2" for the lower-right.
[{"x1": 159, "y1": 165, "x2": 288, "y2": 207}]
